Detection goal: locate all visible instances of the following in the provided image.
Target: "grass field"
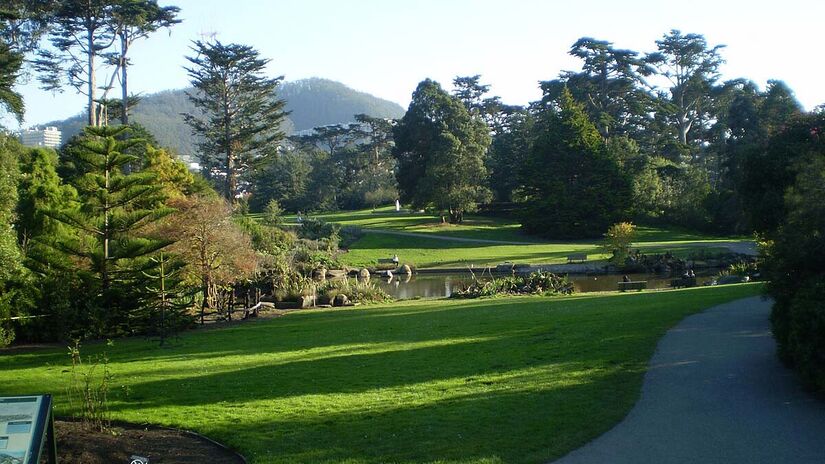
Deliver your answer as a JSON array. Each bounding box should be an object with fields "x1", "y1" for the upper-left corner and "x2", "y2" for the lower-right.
[
  {"x1": 1, "y1": 284, "x2": 762, "y2": 464},
  {"x1": 268, "y1": 206, "x2": 744, "y2": 269}
]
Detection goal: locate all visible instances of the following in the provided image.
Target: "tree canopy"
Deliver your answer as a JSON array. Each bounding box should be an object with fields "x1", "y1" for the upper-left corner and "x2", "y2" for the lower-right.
[{"x1": 393, "y1": 79, "x2": 492, "y2": 223}]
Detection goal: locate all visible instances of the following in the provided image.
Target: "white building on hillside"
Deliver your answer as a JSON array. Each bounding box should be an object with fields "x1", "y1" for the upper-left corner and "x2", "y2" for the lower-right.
[{"x1": 19, "y1": 126, "x2": 62, "y2": 148}]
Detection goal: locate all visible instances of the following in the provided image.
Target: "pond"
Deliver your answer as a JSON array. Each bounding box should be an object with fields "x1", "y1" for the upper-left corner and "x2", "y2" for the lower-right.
[{"x1": 362, "y1": 272, "x2": 715, "y2": 300}]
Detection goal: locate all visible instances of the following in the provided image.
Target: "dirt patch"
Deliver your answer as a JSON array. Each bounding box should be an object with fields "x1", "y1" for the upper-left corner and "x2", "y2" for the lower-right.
[{"x1": 55, "y1": 419, "x2": 245, "y2": 463}]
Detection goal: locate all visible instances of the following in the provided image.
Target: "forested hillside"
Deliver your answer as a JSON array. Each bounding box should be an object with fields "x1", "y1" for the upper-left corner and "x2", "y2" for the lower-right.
[{"x1": 44, "y1": 78, "x2": 405, "y2": 158}]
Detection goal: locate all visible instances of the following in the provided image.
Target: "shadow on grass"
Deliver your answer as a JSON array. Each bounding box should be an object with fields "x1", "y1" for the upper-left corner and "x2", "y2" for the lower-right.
[{"x1": 194, "y1": 373, "x2": 638, "y2": 464}]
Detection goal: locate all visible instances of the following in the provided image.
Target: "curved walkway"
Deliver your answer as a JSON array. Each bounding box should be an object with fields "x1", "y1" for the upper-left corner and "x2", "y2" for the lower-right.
[{"x1": 553, "y1": 296, "x2": 825, "y2": 464}]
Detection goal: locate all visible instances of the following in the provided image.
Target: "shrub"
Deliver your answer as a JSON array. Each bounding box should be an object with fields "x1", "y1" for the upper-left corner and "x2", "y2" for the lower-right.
[
  {"x1": 452, "y1": 270, "x2": 573, "y2": 299},
  {"x1": 273, "y1": 273, "x2": 316, "y2": 302},
  {"x1": 717, "y1": 261, "x2": 759, "y2": 279},
  {"x1": 65, "y1": 341, "x2": 114, "y2": 431},
  {"x1": 317, "y1": 279, "x2": 392, "y2": 305},
  {"x1": 603, "y1": 222, "x2": 636, "y2": 266},
  {"x1": 264, "y1": 199, "x2": 284, "y2": 226},
  {"x1": 299, "y1": 217, "x2": 340, "y2": 242},
  {"x1": 772, "y1": 279, "x2": 825, "y2": 391},
  {"x1": 764, "y1": 150, "x2": 825, "y2": 393}
]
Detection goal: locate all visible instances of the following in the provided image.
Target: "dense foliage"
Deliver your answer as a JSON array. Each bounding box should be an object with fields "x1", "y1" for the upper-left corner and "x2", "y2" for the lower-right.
[
  {"x1": 183, "y1": 39, "x2": 288, "y2": 200},
  {"x1": 393, "y1": 79, "x2": 492, "y2": 223},
  {"x1": 521, "y1": 88, "x2": 631, "y2": 238},
  {"x1": 760, "y1": 113, "x2": 825, "y2": 393},
  {"x1": 452, "y1": 270, "x2": 574, "y2": 298}
]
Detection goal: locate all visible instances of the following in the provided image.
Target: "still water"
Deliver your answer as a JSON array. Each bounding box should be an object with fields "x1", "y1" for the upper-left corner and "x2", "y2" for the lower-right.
[{"x1": 365, "y1": 272, "x2": 714, "y2": 300}]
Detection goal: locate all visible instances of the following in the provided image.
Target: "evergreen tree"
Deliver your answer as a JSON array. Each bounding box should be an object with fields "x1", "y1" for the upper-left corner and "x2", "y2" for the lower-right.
[
  {"x1": 34, "y1": 0, "x2": 117, "y2": 127},
  {"x1": 15, "y1": 147, "x2": 78, "y2": 258},
  {"x1": 542, "y1": 38, "x2": 653, "y2": 139},
  {"x1": 138, "y1": 252, "x2": 193, "y2": 345},
  {"x1": 393, "y1": 79, "x2": 492, "y2": 223},
  {"x1": 0, "y1": 39, "x2": 24, "y2": 122},
  {"x1": 0, "y1": 135, "x2": 26, "y2": 345},
  {"x1": 142, "y1": 145, "x2": 195, "y2": 200},
  {"x1": 183, "y1": 40, "x2": 288, "y2": 200},
  {"x1": 47, "y1": 125, "x2": 173, "y2": 335},
  {"x1": 488, "y1": 107, "x2": 533, "y2": 201},
  {"x1": 645, "y1": 30, "x2": 725, "y2": 148},
  {"x1": 521, "y1": 88, "x2": 631, "y2": 238},
  {"x1": 108, "y1": 0, "x2": 180, "y2": 124}
]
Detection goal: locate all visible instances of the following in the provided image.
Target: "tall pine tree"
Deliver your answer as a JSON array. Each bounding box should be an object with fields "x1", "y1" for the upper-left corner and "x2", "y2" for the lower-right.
[{"x1": 183, "y1": 40, "x2": 288, "y2": 200}]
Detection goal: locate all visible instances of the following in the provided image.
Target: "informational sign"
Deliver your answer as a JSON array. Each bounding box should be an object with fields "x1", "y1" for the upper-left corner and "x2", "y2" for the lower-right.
[{"x1": 0, "y1": 395, "x2": 56, "y2": 464}]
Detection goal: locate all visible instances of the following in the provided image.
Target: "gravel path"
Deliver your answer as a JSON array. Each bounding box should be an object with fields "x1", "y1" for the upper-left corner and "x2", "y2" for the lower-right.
[{"x1": 552, "y1": 296, "x2": 825, "y2": 464}]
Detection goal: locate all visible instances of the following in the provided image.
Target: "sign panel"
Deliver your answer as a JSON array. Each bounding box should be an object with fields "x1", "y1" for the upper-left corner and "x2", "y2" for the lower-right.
[{"x1": 0, "y1": 395, "x2": 55, "y2": 464}]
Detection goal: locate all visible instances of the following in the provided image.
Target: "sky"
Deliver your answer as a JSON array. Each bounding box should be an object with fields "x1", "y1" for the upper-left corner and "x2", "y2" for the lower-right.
[{"x1": 10, "y1": 0, "x2": 825, "y2": 128}]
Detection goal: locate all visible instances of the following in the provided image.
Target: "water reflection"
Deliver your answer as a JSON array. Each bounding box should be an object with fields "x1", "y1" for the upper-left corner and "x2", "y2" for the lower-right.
[{"x1": 362, "y1": 272, "x2": 714, "y2": 300}]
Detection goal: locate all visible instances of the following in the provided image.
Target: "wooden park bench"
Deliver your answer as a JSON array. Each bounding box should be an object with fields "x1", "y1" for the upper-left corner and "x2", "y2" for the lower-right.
[
  {"x1": 567, "y1": 253, "x2": 587, "y2": 264},
  {"x1": 618, "y1": 281, "x2": 647, "y2": 292}
]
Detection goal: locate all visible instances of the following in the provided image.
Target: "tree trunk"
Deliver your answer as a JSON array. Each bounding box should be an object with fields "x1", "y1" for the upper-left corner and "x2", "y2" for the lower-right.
[
  {"x1": 120, "y1": 33, "x2": 129, "y2": 125},
  {"x1": 200, "y1": 275, "x2": 209, "y2": 324},
  {"x1": 87, "y1": 29, "x2": 98, "y2": 127},
  {"x1": 448, "y1": 208, "x2": 463, "y2": 224},
  {"x1": 227, "y1": 288, "x2": 234, "y2": 321},
  {"x1": 223, "y1": 89, "x2": 235, "y2": 200}
]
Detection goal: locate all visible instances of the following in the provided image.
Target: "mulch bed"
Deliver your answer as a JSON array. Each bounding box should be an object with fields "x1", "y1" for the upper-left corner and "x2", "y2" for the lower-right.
[{"x1": 55, "y1": 419, "x2": 245, "y2": 464}]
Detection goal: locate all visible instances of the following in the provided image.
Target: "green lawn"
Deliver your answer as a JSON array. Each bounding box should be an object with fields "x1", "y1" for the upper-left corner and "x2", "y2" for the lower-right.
[
  {"x1": 337, "y1": 232, "x2": 731, "y2": 269},
  {"x1": 265, "y1": 206, "x2": 748, "y2": 269},
  {"x1": 1, "y1": 284, "x2": 762, "y2": 464}
]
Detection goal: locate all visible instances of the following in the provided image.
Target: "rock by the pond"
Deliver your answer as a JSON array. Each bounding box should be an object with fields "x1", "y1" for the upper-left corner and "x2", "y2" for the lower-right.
[
  {"x1": 313, "y1": 267, "x2": 327, "y2": 280},
  {"x1": 399, "y1": 264, "x2": 412, "y2": 275},
  {"x1": 326, "y1": 269, "x2": 347, "y2": 278},
  {"x1": 358, "y1": 268, "x2": 370, "y2": 280},
  {"x1": 333, "y1": 294, "x2": 350, "y2": 306},
  {"x1": 716, "y1": 274, "x2": 750, "y2": 285}
]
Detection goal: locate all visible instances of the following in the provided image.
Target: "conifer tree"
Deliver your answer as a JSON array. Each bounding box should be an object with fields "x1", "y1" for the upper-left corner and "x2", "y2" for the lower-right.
[
  {"x1": 0, "y1": 135, "x2": 25, "y2": 345},
  {"x1": 183, "y1": 40, "x2": 288, "y2": 200},
  {"x1": 139, "y1": 252, "x2": 193, "y2": 345},
  {"x1": 48, "y1": 125, "x2": 173, "y2": 334},
  {"x1": 15, "y1": 148, "x2": 78, "y2": 258},
  {"x1": 521, "y1": 88, "x2": 631, "y2": 238}
]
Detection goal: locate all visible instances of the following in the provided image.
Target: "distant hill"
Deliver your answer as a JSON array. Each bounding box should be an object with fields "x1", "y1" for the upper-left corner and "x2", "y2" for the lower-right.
[{"x1": 45, "y1": 78, "x2": 405, "y2": 158}]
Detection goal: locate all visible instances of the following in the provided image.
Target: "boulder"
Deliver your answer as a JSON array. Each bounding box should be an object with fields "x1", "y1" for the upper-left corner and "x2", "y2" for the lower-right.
[
  {"x1": 400, "y1": 264, "x2": 412, "y2": 275},
  {"x1": 333, "y1": 294, "x2": 350, "y2": 307},
  {"x1": 358, "y1": 268, "x2": 370, "y2": 280}
]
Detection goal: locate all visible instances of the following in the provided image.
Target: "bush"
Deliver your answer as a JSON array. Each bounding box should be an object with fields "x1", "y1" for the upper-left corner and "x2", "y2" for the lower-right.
[
  {"x1": 299, "y1": 217, "x2": 340, "y2": 242},
  {"x1": 317, "y1": 279, "x2": 392, "y2": 305},
  {"x1": 264, "y1": 199, "x2": 284, "y2": 226},
  {"x1": 66, "y1": 341, "x2": 114, "y2": 431},
  {"x1": 272, "y1": 273, "x2": 316, "y2": 302},
  {"x1": 771, "y1": 279, "x2": 825, "y2": 391},
  {"x1": 603, "y1": 222, "x2": 636, "y2": 265},
  {"x1": 452, "y1": 270, "x2": 573, "y2": 299},
  {"x1": 764, "y1": 150, "x2": 825, "y2": 393}
]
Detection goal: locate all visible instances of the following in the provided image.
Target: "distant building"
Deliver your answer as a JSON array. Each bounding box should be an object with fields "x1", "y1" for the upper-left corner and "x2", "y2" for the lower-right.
[{"x1": 19, "y1": 126, "x2": 62, "y2": 148}]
